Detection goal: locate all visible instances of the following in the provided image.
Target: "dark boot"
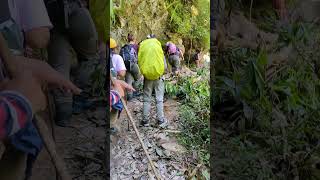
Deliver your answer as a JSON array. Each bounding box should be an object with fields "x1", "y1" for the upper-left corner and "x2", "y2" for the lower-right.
[
  {"x1": 127, "y1": 93, "x2": 133, "y2": 101},
  {"x1": 158, "y1": 118, "x2": 168, "y2": 128},
  {"x1": 55, "y1": 102, "x2": 73, "y2": 127}
]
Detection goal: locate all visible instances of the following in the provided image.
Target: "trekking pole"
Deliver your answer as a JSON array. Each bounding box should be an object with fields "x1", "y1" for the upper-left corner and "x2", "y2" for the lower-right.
[
  {"x1": 110, "y1": 78, "x2": 162, "y2": 180},
  {"x1": 34, "y1": 115, "x2": 72, "y2": 180},
  {"x1": 39, "y1": 48, "x2": 60, "y2": 180},
  {"x1": 0, "y1": 34, "x2": 71, "y2": 180}
]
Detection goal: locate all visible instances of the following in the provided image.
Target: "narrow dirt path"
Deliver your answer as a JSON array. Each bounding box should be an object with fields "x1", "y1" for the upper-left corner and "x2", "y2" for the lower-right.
[
  {"x1": 31, "y1": 101, "x2": 107, "y2": 180},
  {"x1": 110, "y1": 96, "x2": 191, "y2": 180},
  {"x1": 24, "y1": 88, "x2": 193, "y2": 179}
]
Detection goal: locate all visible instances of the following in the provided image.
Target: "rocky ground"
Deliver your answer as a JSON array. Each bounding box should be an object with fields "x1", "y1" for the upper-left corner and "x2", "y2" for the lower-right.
[
  {"x1": 30, "y1": 101, "x2": 107, "y2": 180},
  {"x1": 27, "y1": 94, "x2": 194, "y2": 180},
  {"x1": 0, "y1": 68, "x2": 202, "y2": 179},
  {"x1": 110, "y1": 96, "x2": 193, "y2": 180}
]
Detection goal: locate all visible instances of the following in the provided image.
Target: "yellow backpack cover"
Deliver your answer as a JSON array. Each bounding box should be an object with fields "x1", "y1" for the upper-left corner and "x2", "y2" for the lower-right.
[{"x1": 138, "y1": 39, "x2": 164, "y2": 80}]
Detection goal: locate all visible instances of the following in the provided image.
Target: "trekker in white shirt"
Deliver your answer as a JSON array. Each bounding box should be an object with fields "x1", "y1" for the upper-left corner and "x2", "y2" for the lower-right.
[{"x1": 110, "y1": 38, "x2": 126, "y2": 79}]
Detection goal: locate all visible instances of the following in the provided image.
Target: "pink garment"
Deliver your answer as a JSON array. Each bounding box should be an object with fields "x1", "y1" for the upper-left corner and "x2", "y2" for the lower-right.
[
  {"x1": 167, "y1": 42, "x2": 177, "y2": 55},
  {"x1": 0, "y1": 91, "x2": 33, "y2": 140}
]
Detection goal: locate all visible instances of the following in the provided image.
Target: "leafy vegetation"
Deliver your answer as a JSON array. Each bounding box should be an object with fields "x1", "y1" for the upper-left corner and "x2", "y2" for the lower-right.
[
  {"x1": 111, "y1": 0, "x2": 211, "y2": 175},
  {"x1": 213, "y1": 16, "x2": 320, "y2": 179},
  {"x1": 90, "y1": 66, "x2": 106, "y2": 97},
  {"x1": 110, "y1": 0, "x2": 115, "y2": 25},
  {"x1": 165, "y1": 68, "x2": 210, "y2": 165},
  {"x1": 165, "y1": 0, "x2": 210, "y2": 51}
]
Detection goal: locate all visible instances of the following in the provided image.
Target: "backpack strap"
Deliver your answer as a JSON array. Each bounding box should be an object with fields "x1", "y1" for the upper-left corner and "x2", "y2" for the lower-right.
[{"x1": 121, "y1": 44, "x2": 133, "y2": 62}]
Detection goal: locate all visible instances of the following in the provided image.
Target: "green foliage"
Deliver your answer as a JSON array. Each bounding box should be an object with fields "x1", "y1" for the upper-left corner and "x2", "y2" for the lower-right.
[
  {"x1": 278, "y1": 22, "x2": 313, "y2": 48},
  {"x1": 165, "y1": 69, "x2": 210, "y2": 165},
  {"x1": 110, "y1": 0, "x2": 115, "y2": 25},
  {"x1": 213, "y1": 20, "x2": 320, "y2": 179},
  {"x1": 90, "y1": 66, "x2": 106, "y2": 97},
  {"x1": 165, "y1": 0, "x2": 210, "y2": 51},
  {"x1": 165, "y1": 0, "x2": 192, "y2": 35},
  {"x1": 193, "y1": 0, "x2": 210, "y2": 50}
]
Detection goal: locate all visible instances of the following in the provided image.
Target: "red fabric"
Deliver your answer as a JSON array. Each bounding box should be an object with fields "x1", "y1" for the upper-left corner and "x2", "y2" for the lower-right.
[
  {"x1": 110, "y1": 91, "x2": 120, "y2": 107},
  {"x1": 0, "y1": 95, "x2": 30, "y2": 140},
  {"x1": 0, "y1": 101, "x2": 8, "y2": 139},
  {"x1": 9, "y1": 99, "x2": 28, "y2": 129}
]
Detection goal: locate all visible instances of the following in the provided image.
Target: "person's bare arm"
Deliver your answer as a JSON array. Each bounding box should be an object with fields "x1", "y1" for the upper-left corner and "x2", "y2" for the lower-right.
[
  {"x1": 0, "y1": 71, "x2": 46, "y2": 140},
  {"x1": 0, "y1": 33, "x2": 81, "y2": 94},
  {"x1": 25, "y1": 27, "x2": 50, "y2": 49},
  {"x1": 117, "y1": 70, "x2": 126, "y2": 78},
  {"x1": 111, "y1": 78, "x2": 135, "y2": 97},
  {"x1": 16, "y1": 56, "x2": 82, "y2": 94},
  {"x1": 110, "y1": 77, "x2": 135, "y2": 111}
]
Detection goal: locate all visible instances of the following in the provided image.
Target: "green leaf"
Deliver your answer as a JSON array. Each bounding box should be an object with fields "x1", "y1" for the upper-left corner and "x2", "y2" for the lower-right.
[{"x1": 201, "y1": 168, "x2": 210, "y2": 180}]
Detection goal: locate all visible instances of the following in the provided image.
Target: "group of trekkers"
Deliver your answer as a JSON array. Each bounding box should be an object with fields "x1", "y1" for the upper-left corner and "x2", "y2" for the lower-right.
[
  {"x1": 110, "y1": 34, "x2": 185, "y2": 130},
  {"x1": 0, "y1": 0, "x2": 131, "y2": 179},
  {"x1": 109, "y1": 33, "x2": 211, "y2": 131}
]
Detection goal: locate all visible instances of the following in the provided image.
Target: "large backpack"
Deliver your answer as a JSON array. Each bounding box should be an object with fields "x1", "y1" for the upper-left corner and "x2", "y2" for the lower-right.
[
  {"x1": 120, "y1": 44, "x2": 138, "y2": 70},
  {"x1": 43, "y1": 0, "x2": 65, "y2": 31},
  {"x1": 138, "y1": 39, "x2": 164, "y2": 80},
  {"x1": 44, "y1": 0, "x2": 97, "y2": 40},
  {"x1": 167, "y1": 42, "x2": 177, "y2": 55}
]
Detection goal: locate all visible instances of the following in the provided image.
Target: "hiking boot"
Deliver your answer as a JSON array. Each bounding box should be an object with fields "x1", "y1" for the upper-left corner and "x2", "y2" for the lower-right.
[
  {"x1": 127, "y1": 94, "x2": 133, "y2": 102},
  {"x1": 133, "y1": 91, "x2": 141, "y2": 97},
  {"x1": 73, "y1": 96, "x2": 94, "y2": 114},
  {"x1": 55, "y1": 103, "x2": 72, "y2": 127},
  {"x1": 55, "y1": 112, "x2": 71, "y2": 127},
  {"x1": 56, "y1": 119, "x2": 70, "y2": 127},
  {"x1": 158, "y1": 118, "x2": 168, "y2": 128},
  {"x1": 140, "y1": 120, "x2": 150, "y2": 127}
]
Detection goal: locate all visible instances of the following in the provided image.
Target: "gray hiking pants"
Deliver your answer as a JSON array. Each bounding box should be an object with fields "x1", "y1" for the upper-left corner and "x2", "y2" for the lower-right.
[
  {"x1": 168, "y1": 54, "x2": 180, "y2": 73},
  {"x1": 125, "y1": 63, "x2": 141, "y2": 98},
  {"x1": 47, "y1": 29, "x2": 99, "y2": 124},
  {"x1": 125, "y1": 72, "x2": 138, "y2": 98},
  {"x1": 143, "y1": 77, "x2": 165, "y2": 122}
]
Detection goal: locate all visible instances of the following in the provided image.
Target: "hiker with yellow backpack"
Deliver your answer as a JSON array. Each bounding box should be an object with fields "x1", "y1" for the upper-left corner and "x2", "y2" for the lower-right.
[{"x1": 138, "y1": 34, "x2": 168, "y2": 128}]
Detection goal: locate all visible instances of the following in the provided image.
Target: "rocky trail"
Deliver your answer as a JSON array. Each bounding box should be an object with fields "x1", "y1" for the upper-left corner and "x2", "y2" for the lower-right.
[
  {"x1": 110, "y1": 96, "x2": 195, "y2": 180},
  {"x1": 29, "y1": 100, "x2": 108, "y2": 180},
  {"x1": 26, "y1": 89, "x2": 197, "y2": 180}
]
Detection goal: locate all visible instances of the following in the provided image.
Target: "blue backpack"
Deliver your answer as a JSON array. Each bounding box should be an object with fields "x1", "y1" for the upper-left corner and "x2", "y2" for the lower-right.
[{"x1": 120, "y1": 44, "x2": 138, "y2": 71}]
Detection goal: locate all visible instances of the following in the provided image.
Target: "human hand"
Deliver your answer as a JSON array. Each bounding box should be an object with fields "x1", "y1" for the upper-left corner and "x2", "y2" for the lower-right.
[
  {"x1": 15, "y1": 56, "x2": 82, "y2": 95},
  {"x1": 0, "y1": 70, "x2": 47, "y2": 113},
  {"x1": 112, "y1": 79, "x2": 135, "y2": 98}
]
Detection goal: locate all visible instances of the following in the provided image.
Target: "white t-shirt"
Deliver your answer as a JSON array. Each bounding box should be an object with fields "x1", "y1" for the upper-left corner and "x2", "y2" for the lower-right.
[
  {"x1": 8, "y1": 0, "x2": 53, "y2": 32},
  {"x1": 111, "y1": 54, "x2": 127, "y2": 73}
]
